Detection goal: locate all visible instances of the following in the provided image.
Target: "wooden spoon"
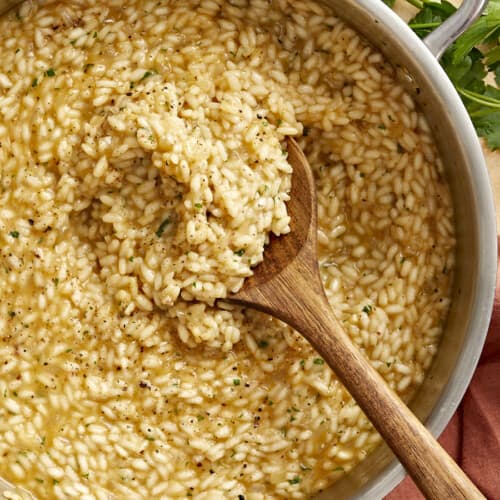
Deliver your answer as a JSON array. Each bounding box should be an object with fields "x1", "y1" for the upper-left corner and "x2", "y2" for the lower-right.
[{"x1": 227, "y1": 137, "x2": 484, "y2": 500}]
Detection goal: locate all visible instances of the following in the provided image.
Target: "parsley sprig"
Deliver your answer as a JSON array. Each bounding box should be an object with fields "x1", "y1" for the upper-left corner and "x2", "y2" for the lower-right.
[{"x1": 385, "y1": 0, "x2": 500, "y2": 150}]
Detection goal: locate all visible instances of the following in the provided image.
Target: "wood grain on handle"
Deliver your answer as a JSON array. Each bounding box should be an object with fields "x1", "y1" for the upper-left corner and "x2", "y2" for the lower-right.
[{"x1": 230, "y1": 139, "x2": 485, "y2": 500}]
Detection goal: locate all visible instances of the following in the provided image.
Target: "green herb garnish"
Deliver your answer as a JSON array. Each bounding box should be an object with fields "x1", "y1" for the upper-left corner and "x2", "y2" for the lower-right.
[
  {"x1": 362, "y1": 305, "x2": 373, "y2": 315},
  {"x1": 155, "y1": 217, "x2": 171, "y2": 237}
]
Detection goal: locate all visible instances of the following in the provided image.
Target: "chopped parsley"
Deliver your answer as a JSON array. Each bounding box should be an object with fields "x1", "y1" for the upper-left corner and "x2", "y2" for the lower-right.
[
  {"x1": 362, "y1": 305, "x2": 373, "y2": 315},
  {"x1": 233, "y1": 379, "x2": 241, "y2": 386},
  {"x1": 140, "y1": 70, "x2": 155, "y2": 81},
  {"x1": 9, "y1": 230, "x2": 19, "y2": 238},
  {"x1": 258, "y1": 340, "x2": 269, "y2": 349},
  {"x1": 45, "y1": 68, "x2": 55, "y2": 77},
  {"x1": 194, "y1": 203, "x2": 203, "y2": 209},
  {"x1": 288, "y1": 476, "x2": 301, "y2": 485},
  {"x1": 155, "y1": 217, "x2": 171, "y2": 238},
  {"x1": 234, "y1": 249, "x2": 245, "y2": 257},
  {"x1": 31, "y1": 78, "x2": 38, "y2": 88},
  {"x1": 313, "y1": 358, "x2": 325, "y2": 365}
]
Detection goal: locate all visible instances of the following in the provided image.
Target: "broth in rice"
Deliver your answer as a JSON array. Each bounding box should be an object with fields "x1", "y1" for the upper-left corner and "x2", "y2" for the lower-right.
[{"x1": 0, "y1": 0, "x2": 455, "y2": 498}]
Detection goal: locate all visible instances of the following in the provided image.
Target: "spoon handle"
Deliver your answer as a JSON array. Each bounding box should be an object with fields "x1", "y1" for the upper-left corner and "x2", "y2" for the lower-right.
[{"x1": 269, "y1": 278, "x2": 484, "y2": 499}]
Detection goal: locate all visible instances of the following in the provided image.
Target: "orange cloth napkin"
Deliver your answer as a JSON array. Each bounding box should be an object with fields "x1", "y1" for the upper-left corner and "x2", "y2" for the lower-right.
[{"x1": 386, "y1": 243, "x2": 500, "y2": 499}]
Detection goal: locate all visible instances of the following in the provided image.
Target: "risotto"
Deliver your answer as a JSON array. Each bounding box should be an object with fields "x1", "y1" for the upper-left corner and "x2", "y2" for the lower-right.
[{"x1": 0, "y1": 0, "x2": 455, "y2": 498}]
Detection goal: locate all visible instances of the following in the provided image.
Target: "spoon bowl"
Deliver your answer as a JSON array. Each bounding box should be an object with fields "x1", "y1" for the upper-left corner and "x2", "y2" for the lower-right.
[{"x1": 230, "y1": 137, "x2": 320, "y2": 312}]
